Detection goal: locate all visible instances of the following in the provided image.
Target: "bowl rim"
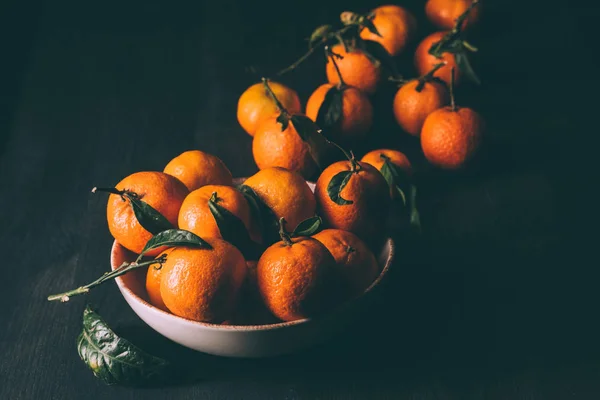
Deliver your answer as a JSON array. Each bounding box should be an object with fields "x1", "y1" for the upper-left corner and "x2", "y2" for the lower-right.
[{"x1": 112, "y1": 237, "x2": 394, "y2": 332}]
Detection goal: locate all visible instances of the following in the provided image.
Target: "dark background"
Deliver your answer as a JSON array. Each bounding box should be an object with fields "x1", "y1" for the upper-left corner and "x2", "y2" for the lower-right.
[{"x1": 0, "y1": 0, "x2": 597, "y2": 398}]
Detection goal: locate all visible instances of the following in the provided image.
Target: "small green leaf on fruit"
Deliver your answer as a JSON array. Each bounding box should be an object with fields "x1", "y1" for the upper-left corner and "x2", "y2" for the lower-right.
[
  {"x1": 327, "y1": 170, "x2": 354, "y2": 205},
  {"x1": 290, "y1": 114, "x2": 330, "y2": 169},
  {"x1": 292, "y1": 216, "x2": 323, "y2": 237},
  {"x1": 208, "y1": 193, "x2": 262, "y2": 260},
  {"x1": 141, "y1": 229, "x2": 211, "y2": 255},
  {"x1": 316, "y1": 86, "x2": 344, "y2": 134},
  {"x1": 77, "y1": 305, "x2": 169, "y2": 386},
  {"x1": 455, "y1": 52, "x2": 480, "y2": 85},
  {"x1": 237, "y1": 184, "x2": 280, "y2": 246},
  {"x1": 126, "y1": 194, "x2": 173, "y2": 235}
]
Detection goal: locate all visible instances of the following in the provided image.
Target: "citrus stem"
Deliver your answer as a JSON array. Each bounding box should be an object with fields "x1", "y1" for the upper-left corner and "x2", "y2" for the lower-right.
[
  {"x1": 278, "y1": 217, "x2": 293, "y2": 246},
  {"x1": 324, "y1": 138, "x2": 359, "y2": 171},
  {"x1": 261, "y1": 78, "x2": 289, "y2": 117},
  {"x1": 209, "y1": 192, "x2": 219, "y2": 203},
  {"x1": 462, "y1": 40, "x2": 478, "y2": 52},
  {"x1": 453, "y1": 0, "x2": 480, "y2": 34},
  {"x1": 276, "y1": 46, "x2": 319, "y2": 77},
  {"x1": 275, "y1": 24, "x2": 355, "y2": 77},
  {"x1": 325, "y1": 46, "x2": 346, "y2": 89},
  {"x1": 416, "y1": 62, "x2": 446, "y2": 92},
  {"x1": 47, "y1": 255, "x2": 167, "y2": 302},
  {"x1": 449, "y1": 67, "x2": 457, "y2": 112}
]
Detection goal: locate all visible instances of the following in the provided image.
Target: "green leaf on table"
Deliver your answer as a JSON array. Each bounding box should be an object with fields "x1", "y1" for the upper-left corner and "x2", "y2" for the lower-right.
[
  {"x1": 125, "y1": 193, "x2": 173, "y2": 235},
  {"x1": 327, "y1": 170, "x2": 354, "y2": 205},
  {"x1": 77, "y1": 305, "x2": 169, "y2": 386},
  {"x1": 292, "y1": 216, "x2": 323, "y2": 237},
  {"x1": 315, "y1": 86, "x2": 344, "y2": 134},
  {"x1": 290, "y1": 114, "x2": 330, "y2": 169},
  {"x1": 141, "y1": 229, "x2": 211, "y2": 255},
  {"x1": 208, "y1": 193, "x2": 262, "y2": 260},
  {"x1": 455, "y1": 52, "x2": 481, "y2": 85},
  {"x1": 237, "y1": 184, "x2": 280, "y2": 246}
]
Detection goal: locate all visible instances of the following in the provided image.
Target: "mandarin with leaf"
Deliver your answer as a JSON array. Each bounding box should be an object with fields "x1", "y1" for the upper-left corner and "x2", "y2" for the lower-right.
[
  {"x1": 326, "y1": 44, "x2": 381, "y2": 95},
  {"x1": 159, "y1": 238, "x2": 247, "y2": 323},
  {"x1": 314, "y1": 151, "x2": 389, "y2": 244},
  {"x1": 178, "y1": 185, "x2": 252, "y2": 240},
  {"x1": 104, "y1": 171, "x2": 189, "y2": 256},
  {"x1": 414, "y1": 31, "x2": 458, "y2": 85},
  {"x1": 306, "y1": 48, "x2": 373, "y2": 143},
  {"x1": 257, "y1": 219, "x2": 339, "y2": 321},
  {"x1": 243, "y1": 167, "x2": 316, "y2": 235},
  {"x1": 359, "y1": 5, "x2": 417, "y2": 57},
  {"x1": 393, "y1": 63, "x2": 449, "y2": 136},
  {"x1": 237, "y1": 81, "x2": 301, "y2": 137}
]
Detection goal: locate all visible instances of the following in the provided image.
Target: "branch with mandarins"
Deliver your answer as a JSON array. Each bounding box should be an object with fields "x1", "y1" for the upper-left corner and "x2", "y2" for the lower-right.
[{"x1": 275, "y1": 9, "x2": 399, "y2": 79}]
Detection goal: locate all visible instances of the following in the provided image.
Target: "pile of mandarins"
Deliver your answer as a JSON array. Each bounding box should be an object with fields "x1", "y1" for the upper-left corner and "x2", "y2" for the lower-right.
[{"x1": 52, "y1": 1, "x2": 485, "y2": 326}]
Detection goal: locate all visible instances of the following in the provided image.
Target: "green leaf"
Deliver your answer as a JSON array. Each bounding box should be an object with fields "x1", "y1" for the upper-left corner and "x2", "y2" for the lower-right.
[
  {"x1": 77, "y1": 305, "x2": 169, "y2": 386},
  {"x1": 125, "y1": 193, "x2": 173, "y2": 235},
  {"x1": 208, "y1": 194, "x2": 262, "y2": 260},
  {"x1": 455, "y1": 52, "x2": 481, "y2": 85},
  {"x1": 309, "y1": 24, "x2": 333, "y2": 49},
  {"x1": 408, "y1": 184, "x2": 422, "y2": 234},
  {"x1": 327, "y1": 170, "x2": 354, "y2": 205},
  {"x1": 237, "y1": 184, "x2": 280, "y2": 246},
  {"x1": 276, "y1": 113, "x2": 290, "y2": 131},
  {"x1": 315, "y1": 86, "x2": 344, "y2": 134},
  {"x1": 360, "y1": 39, "x2": 399, "y2": 78},
  {"x1": 362, "y1": 19, "x2": 382, "y2": 37},
  {"x1": 292, "y1": 216, "x2": 323, "y2": 237},
  {"x1": 379, "y1": 157, "x2": 409, "y2": 205},
  {"x1": 290, "y1": 114, "x2": 330, "y2": 169},
  {"x1": 141, "y1": 229, "x2": 211, "y2": 255}
]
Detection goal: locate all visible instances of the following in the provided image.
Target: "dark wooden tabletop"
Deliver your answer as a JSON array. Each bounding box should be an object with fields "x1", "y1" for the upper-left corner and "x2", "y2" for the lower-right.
[{"x1": 1, "y1": 0, "x2": 596, "y2": 398}]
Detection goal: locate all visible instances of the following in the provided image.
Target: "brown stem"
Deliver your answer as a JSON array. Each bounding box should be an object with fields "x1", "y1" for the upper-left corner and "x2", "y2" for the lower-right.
[
  {"x1": 325, "y1": 46, "x2": 346, "y2": 89},
  {"x1": 209, "y1": 192, "x2": 219, "y2": 203},
  {"x1": 450, "y1": 67, "x2": 457, "y2": 112},
  {"x1": 47, "y1": 255, "x2": 167, "y2": 302},
  {"x1": 453, "y1": 0, "x2": 480, "y2": 34},
  {"x1": 278, "y1": 217, "x2": 293, "y2": 246},
  {"x1": 261, "y1": 78, "x2": 289, "y2": 117},
  {"x1": 323, "y1": 136, "x2": 359, "y2": 171},
  {"x1": 415, "y1": 62, "x2": 446, "y2": 92},
  {"x1": 276, "y1": 45, "x2": 319, "y2": 77}
]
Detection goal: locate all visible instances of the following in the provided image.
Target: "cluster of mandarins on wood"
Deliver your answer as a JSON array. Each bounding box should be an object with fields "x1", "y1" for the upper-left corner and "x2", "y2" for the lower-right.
[{"x1": 50, "y1": 0, "x2": 485, "y2": 327}]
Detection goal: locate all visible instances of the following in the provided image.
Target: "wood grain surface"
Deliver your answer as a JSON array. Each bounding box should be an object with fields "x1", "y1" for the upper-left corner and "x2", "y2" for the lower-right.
[{"x1": 0, "y1": 0, "x2": 596, "y2": 398}]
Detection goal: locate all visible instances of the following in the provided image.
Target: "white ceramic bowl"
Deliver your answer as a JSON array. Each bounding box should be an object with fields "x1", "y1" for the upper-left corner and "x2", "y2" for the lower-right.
[{"x1": 111, "y1": 179, "x2": 394, "y2": 358}]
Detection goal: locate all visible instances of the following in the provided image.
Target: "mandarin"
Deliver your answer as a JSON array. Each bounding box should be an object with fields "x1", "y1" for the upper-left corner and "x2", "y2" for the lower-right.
[
  {"x1": 237, "y1": 81, "x2": 301, "y2": 137},
  {"x1": 359, "y1": 5, "x2": 417, "y2": 56},
  {"x1": 178, "y1": 185, "x2": 252, "y2": 240},
  {"x1": 314, "y1": 160, "x2": 389, "y2": 243},
  {"x1": 106, "y1": 171, "x2": 189, "y2": 255},
  {"x1": 425, "y1": 0, "x2": 480, "y2": 30},
  {"x1": 159, "y1": 238, "x2": 246, "y2": 323},
  {"x1": 414, "y1": 31, "x2": 459, "y2": 85},
  {"x1": 243, "y1": 167, "x2": 316, "y2": 234},
  {"x1": 326, "y1": 44, "x2": 381, "y2": 94},
  {"x1": 313, "y1": 229, "x2": 379, "y2": 298},
  {"x1": 163, "y1": 150, "x2": 233, "y2": 192},
  {"x1": 257, "y1": 232, "x2": 338, "y2": 321}
]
